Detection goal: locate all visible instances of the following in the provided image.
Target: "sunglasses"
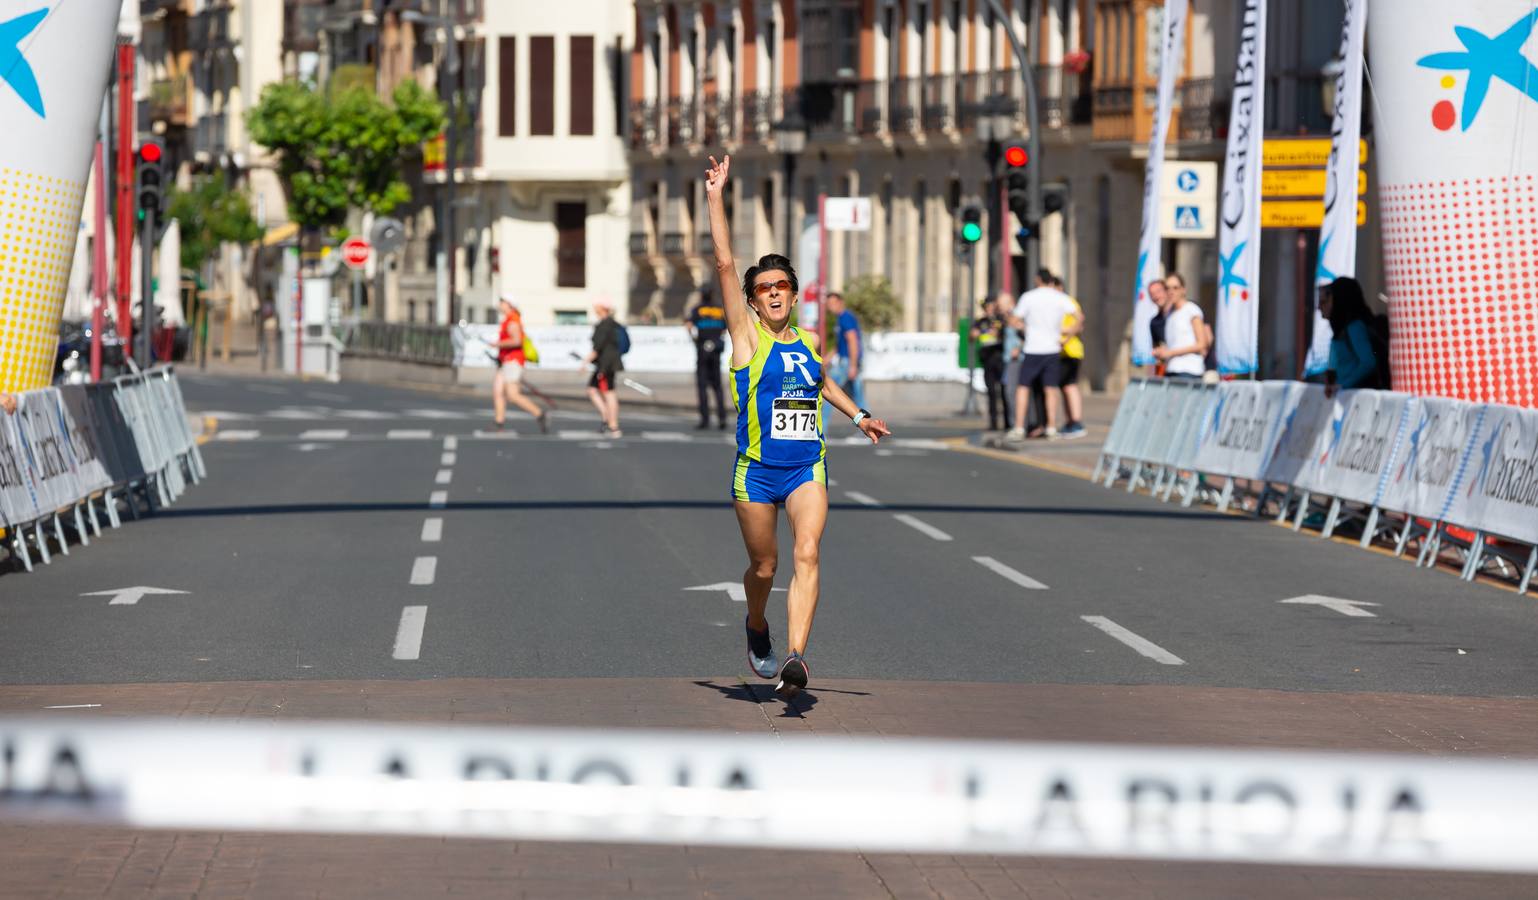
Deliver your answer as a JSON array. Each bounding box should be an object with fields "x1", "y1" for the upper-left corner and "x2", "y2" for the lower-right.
[{"x1": 752, "y1": 279, "x2": 792, "y2": 297}]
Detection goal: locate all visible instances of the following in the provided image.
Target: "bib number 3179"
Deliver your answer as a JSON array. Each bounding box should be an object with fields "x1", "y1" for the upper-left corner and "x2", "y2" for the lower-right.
[{"x1": 771, "y1": 398, "x2": 819, "y2": 441}]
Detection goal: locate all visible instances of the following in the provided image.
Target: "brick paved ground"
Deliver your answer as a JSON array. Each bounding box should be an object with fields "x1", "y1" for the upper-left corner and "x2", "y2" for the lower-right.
[{"x1": 1, "y1": 678, "x2": 1534, "y2": 898}]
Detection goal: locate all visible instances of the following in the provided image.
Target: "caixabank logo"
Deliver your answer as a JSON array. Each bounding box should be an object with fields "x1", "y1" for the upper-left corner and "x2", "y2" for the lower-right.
[
  {"x1": 1418, "y1": 9, "x2": 1538, "y2": 132},
  {"x1": 0, "y1": 8, "x2": 48, "y2": 118}
]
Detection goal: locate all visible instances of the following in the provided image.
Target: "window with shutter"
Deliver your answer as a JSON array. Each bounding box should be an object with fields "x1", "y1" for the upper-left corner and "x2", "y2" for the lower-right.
[
  {"x1": 530, "y1": 35, "x2": 555, "y2": 136},
  {"x1": 555, "y1": 201, "x2": 587, "y2": 288},
  {"x1": 498, "y1": 36, "x2": 516, "y2": 136},
  {"x1": 570, "y1": 35, "x2": 594, "y2": 136}
]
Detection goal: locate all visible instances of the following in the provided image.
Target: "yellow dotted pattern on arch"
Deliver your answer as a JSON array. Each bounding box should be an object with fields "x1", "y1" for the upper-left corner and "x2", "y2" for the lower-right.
[{"x1": 0, "y1": 168, "x2": 87, "y2": 393}]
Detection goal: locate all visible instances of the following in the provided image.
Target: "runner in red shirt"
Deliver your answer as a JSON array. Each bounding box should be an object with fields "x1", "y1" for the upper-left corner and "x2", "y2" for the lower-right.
[{"x1": 491, "y1": 297, "x2": 549, "y2": 433}]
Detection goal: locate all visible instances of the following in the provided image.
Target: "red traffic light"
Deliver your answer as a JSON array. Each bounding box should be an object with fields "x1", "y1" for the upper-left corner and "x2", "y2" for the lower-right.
[
  {"x1": 139, "y1": 142, "x2": 163, "y2": 163},
  {"x1": 1004, "y1": 145, "x2": 1029, "y2": 167}
]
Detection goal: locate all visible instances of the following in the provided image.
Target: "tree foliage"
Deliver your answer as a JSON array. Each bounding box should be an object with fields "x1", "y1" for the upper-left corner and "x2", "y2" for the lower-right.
[
  {"x1": 246, "y1": 78, "x2": 445, "y2": 233},
  {"x1": 839, "y1": 274, "x2": 903, "y2": 331},
  {"x1": 165, "y1": 177, "x2": 263, "y2": 273}
]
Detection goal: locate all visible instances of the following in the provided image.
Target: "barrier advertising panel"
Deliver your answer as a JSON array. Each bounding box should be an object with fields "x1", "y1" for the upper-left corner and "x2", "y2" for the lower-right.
[
  {"x1": 1262, "y1": 382, "x2": 1334, "y2": 487},
  {"x1": 1305, "y1": 391, "x2": 1412, "y2": 504},
  {"x1": 1192, "y1": 381, "x2": 1289, "y2": 479},
  {"x1": 1376, "y1": 397, "x2": 1485, "y2": 522},
  {"x1": 1442, "y1": 405, "x2": 1538, "y2": 546}
]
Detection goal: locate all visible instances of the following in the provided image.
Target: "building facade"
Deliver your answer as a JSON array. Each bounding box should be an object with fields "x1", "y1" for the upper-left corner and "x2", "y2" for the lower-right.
[{"x1": 628, "y1": 0, "x2": 1370, "y2": 389}]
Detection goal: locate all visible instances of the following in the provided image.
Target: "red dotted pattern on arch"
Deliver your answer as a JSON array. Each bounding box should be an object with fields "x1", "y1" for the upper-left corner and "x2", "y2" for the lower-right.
[{"x1": 1379, "y1": 174, "x2": 1538, "y2": 409}]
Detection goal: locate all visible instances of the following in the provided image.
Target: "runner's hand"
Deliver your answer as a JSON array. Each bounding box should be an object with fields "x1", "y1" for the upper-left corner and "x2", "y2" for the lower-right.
[
  {"x1": 858, "y1": 417, "x2": 891, "y2": 445},
  {"x1": 705, "y1": 155, "x2": 730, "y2": 194}
]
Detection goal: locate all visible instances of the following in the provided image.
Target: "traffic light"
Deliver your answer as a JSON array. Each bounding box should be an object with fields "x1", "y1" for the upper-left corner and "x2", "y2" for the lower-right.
[
  {"x1": 1016, "y1": 184, "x2": 1070, "y2": 251},
  {"x1": 136, "y1": 139, "x2": 164, "y2": 223},
  {"x1": 959, "y1": 204, "x2": 983, "y2": 243},
  {"x1": 1004, "y1": 142, "x2": 1030, "y2": 224}
]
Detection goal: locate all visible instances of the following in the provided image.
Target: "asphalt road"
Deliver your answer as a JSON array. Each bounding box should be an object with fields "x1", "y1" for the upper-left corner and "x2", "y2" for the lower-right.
[
  {"x1": 5, "y1": 372, "x2": 1535, "y2": 696},
  {"x1": 3, "y1": 372, "x2": 1536, "y2": 899}
]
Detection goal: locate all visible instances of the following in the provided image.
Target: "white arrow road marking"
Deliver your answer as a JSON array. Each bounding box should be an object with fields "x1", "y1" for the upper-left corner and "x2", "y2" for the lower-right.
[
  {"x1": 1081, "y1": 616, "x2": 1186, "y2": 665},
  {"x1": 684, "y1": 583, "x2": 787, "y2": 604},
  {"x1": 972, "y1": 556, "x2": 1048, "y2": 590},
  {"x1": 81, "y1": 587, "x2": 190, "y2": 606},
  {"x1": 1279, "y1": 595, "x2": 1381, "y2": 617},
  {"x1": 893, "y1": 514, "x2": 953, "y2": 542},
  {"x1": 393, "y1": 606, "x2": 427, "y2": 660}
]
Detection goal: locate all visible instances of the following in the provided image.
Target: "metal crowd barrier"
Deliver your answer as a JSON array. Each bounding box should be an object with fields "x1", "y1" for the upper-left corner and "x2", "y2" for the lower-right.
[
  {"x1": 1096, "y1": 378, "x2": 1538, "y2": 594},
  {"x1": 0, "y1": 367, "x2": 206, "y2": 573}
]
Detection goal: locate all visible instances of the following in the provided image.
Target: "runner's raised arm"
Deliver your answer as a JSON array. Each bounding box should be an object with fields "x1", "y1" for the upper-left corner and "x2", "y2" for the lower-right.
[{"x1": 704, "y1": 154, "x2": 757, "y2": 367}]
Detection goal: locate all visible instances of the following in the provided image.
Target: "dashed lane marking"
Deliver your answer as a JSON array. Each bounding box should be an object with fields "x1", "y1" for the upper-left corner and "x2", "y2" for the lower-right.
[
  {"x1": 299, "y1": 429, "x2": 348, "y2": 440},
  {"x1": 410, "y1": 556, "x2": 437, "y2": 586},
  {"x1": 641, "y1": 431, "x2": 691, "y2": 441},
  {"x1": 215, "y1": 430, "x2": 260, "y2": 441},
  {"x1": 892, "y1": 514, "x2": 953, "y2": 542},
  {"x1": 443, "y1": 436, "x2": 459, "y2": 450},
  {"x1": 1080, "y1": 616, "x2": 1186, "y2": 666},
  {"x1": 421, "y1": 518, "x2": 443, "y2": 542},
  {"x1": 387, "y1": 429, "x2": 433, "y2": 440},
  {"x1": 440, "y1": 452, "x2": 457, "y2": 466},
  {"x1": 435, "y1": 469, "x2": 453, "y2": 485},
  {"x1": 972, "y1": 556, "x2": 1049, "y2": 590},
  {"x1": 392, "y1": 606, "x2": 427, "y2": 660},
  {"x1": 845, "y1": 491, "x2": 884, "y2": 508},
  {"x1": 428, "y1": 491, "x2": 447, "y2": 509}
]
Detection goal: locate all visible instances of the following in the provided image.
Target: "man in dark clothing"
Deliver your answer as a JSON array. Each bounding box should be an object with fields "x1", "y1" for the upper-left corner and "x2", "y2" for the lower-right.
[
  {"x1": 687, "y1": 291, "x2": 728, "y2": 429},
  {"x1": 584, "y1": 301, "x2": 624, "y2": 437},
  {"x1": 1147, "y1": 279, "x2": 1170, "y2": 376},
  {"x1": 969, "y1": 295, "x2": 1010, "y2": 431}
]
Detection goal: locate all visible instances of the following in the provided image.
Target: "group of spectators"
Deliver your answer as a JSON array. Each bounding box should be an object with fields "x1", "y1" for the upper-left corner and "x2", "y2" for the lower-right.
[{"x1": 971, "y1": 268, "x2": 1087, "y2": 440}]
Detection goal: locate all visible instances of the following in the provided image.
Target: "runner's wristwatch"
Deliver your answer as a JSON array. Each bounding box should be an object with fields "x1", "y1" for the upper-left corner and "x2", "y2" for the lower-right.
[{"x1": 851, "y1": 409, "x2": 871, "y2": 427}]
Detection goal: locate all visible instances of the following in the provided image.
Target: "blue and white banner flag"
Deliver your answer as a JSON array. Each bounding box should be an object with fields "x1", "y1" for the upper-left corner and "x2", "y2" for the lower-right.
[
  {"x1": 1306, "y1": 0, "x2": 1368, "y2": 376},
  {"x1": 1130, "y1": 0, "x2": 1188, "y2": 367},
  {"x1": 1216, "y1": 0, "x2": 1266, "y2": 376}
]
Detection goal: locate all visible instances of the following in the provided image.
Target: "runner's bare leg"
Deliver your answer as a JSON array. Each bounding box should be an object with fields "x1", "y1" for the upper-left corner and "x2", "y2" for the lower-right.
[
  {"x1": 735, "y1": 501, "x2": 778, "y2": 632},
  {"x1": 782, "y1": 480, "x2": 829, "y2": 655}
]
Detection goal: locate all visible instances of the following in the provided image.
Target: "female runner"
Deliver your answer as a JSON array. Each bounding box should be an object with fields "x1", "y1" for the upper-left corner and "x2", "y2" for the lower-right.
[{"x1": 704, "y1": 154, "x2": 891, "y2": 698}]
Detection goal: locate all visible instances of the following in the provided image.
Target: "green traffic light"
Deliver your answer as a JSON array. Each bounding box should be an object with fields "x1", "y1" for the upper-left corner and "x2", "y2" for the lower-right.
[{"x1": 961, "y1": 221, "x2": 982, "y2": 243}]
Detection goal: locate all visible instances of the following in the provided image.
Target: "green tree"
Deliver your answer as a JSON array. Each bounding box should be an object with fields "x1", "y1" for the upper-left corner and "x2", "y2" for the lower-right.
[
  {"x1": 246, "y1": 78, "x2": 445, "y2": 234},
  {"x1": 839, "y1": 274, "x2": 903, "y2": 331},
  {"x1": 165, "y1": 177, "x2": 263, "y2": 273}
]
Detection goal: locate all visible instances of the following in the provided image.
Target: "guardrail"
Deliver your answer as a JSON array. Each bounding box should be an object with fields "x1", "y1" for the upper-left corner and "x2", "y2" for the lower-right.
[
  {"x1": 339, "y1": 321, "x2": 456, "y2": 367},
  {"x1": 1096, "y1": 379, "x2": 1538, "y2": 594},
  {"x1": 1, "y1": 368, "x2": 206, "y2": 573}
]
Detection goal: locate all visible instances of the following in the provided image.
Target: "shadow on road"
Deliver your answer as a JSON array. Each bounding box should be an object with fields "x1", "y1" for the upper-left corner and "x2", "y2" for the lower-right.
[
  {"x1": 158, "y1": 500, "x2": 1236, "y2": 521},
  {"x1": 693, "y1": 679, "x2": 874, "y2": 718}
]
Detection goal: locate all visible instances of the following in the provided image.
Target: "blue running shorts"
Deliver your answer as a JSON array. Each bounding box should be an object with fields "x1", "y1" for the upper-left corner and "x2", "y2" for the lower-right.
[{"x1": 730, "y1": 454, "x2": 827, "y2": 504}]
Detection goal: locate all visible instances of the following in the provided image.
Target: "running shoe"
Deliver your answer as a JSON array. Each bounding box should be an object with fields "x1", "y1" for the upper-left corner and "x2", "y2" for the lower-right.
[
  {"x1": 745, "y1": 616, "x2": 778, "y2": 679},
  {"x1": 775, "y1": 652, "x2": 809, "y2": 699},
  {"x1": 1060, "y1": 422, "x2": 1087, "y2": 439},
  {"x1": 1005, "y1": 427, "x2": 1025, "y2": 442}
]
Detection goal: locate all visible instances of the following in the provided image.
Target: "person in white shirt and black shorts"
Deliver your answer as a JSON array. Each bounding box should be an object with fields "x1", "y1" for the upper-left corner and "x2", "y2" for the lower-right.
[
  {"x1": 1153, "y1": 272, "x2": 1209, "y2": 380},
  {"x1": 1008, "y1": 269, "x2": 1082, "y2": 440}
]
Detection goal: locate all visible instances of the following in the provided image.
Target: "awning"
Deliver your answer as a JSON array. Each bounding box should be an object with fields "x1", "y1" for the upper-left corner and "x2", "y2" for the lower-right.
[{"x1": 260, "y1": 221, "x2": 299, "y2": 247}]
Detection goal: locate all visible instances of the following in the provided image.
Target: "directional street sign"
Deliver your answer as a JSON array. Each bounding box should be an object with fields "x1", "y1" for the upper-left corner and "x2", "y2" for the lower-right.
[
  {"x1": 1261, "y1": 168, "x2": 1368, "y2": 199},
  {"x1": 81, "y1": 586, "x2": 190, "y2": 606},
  {"x1": 1260, "y1": 200, "x2": 1368, "y2": 229},
  {"x1": 1158, "y1": 161, "x2": 1217, "y2": 239},
  {"x1": 1278, "y1": 594, "x2": 1380, "y2": 618},
  {"x1": 1261, "y1": 138, "x2": 1369, "y2": 168}
]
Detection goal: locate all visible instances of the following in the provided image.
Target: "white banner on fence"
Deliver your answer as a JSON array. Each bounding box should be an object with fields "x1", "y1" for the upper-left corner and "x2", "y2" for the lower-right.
[
  {"x1": 454, "y1": 326, "x2": 970, "y2": 383},
  {"x1": 1191, "y1": 381, "x2": 1289, "y2": 480},
  {"x1": 1376, "y1": 397, "x2": 1484, "y2": 522},
  {"x1": 1131, "y1": 0, "x2": 1188, "y2": 368},
  {"x1": 1215, "y1": 0, "x2": 1266, "y2": 376},
  {"x1": 1261, "y1": 382, "x2": 1331, "y2": 486},
  {"x1": 1303, "y1": 391, "x2": 1411, "y2": 504},
  {"x1": 14, "y1": 391, "x2": 83, "y2": 518},
  {"x1": 1442, "y1": 405, "x2": 1538, "y2": 546},
  {"x1": 1306, "y1": 0, "x2": 1368, "y2": 376},
  {"x1": 0, "y1": 407, "x2": 40, "y2": 526}
]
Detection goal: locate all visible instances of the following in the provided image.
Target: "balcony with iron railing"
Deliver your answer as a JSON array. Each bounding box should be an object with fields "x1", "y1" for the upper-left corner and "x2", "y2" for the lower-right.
[
  {"x1": 149, "y1": 73, "x2": 191, "y2": 126},
  {"x1": 190, "y1": 1, "x2": 234, "y2": 49},
  {"x1": 629, "y1": 232, "x2": 650, "y2": 257},
  {"x1": 193, "y1": 112, "x2": 228, "y2": 160},
  {"x1": 340, "y1": 320, "x2": 455, "y2": 366},
  {"x1": 660, "y1": 232, "x2": 686, "y2": 257}
]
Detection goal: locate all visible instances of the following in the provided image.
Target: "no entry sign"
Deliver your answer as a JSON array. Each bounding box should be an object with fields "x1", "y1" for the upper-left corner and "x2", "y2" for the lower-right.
[{"x1": 341, "y1": 237, "x2": 371, "y2": 270}]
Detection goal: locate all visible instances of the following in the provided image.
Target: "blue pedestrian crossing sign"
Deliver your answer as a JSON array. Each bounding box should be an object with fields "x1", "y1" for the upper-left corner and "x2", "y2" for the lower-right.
[
  {"x1": 1175, "y1": 206, "x2": 1202, "y2": 230},
  {"x1": 1158, "y1": 161, "x2": 1217, "y2": 238}
]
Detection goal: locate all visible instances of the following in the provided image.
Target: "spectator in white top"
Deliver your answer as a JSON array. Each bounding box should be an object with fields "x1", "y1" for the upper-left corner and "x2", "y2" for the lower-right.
[
  {"x1": 1153, "y1": 272, "x2": 1208, "y2": 379},
  {"x1": 1008, "y1": 268, "x2": 1081, "y2": 440}
]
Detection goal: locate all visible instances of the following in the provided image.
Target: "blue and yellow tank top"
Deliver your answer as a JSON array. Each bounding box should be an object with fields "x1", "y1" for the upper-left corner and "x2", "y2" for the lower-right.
[{"x1": 731, "y1": 322, "x2": 825, "y2": 466}]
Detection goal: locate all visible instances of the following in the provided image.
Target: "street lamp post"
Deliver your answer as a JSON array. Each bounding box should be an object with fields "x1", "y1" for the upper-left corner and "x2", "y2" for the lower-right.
[
  {"x1": 772, "y1": 111, "x2": 807, "y2": 256},
  {"x1": 403, "y1": 10, "x2": 461, "y2": 325}
]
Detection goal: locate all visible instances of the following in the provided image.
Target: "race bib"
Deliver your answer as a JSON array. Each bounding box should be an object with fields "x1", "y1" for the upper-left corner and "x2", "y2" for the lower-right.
[{"x1": 771, "y1": 398, "x2": 819, "y2": 441}]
